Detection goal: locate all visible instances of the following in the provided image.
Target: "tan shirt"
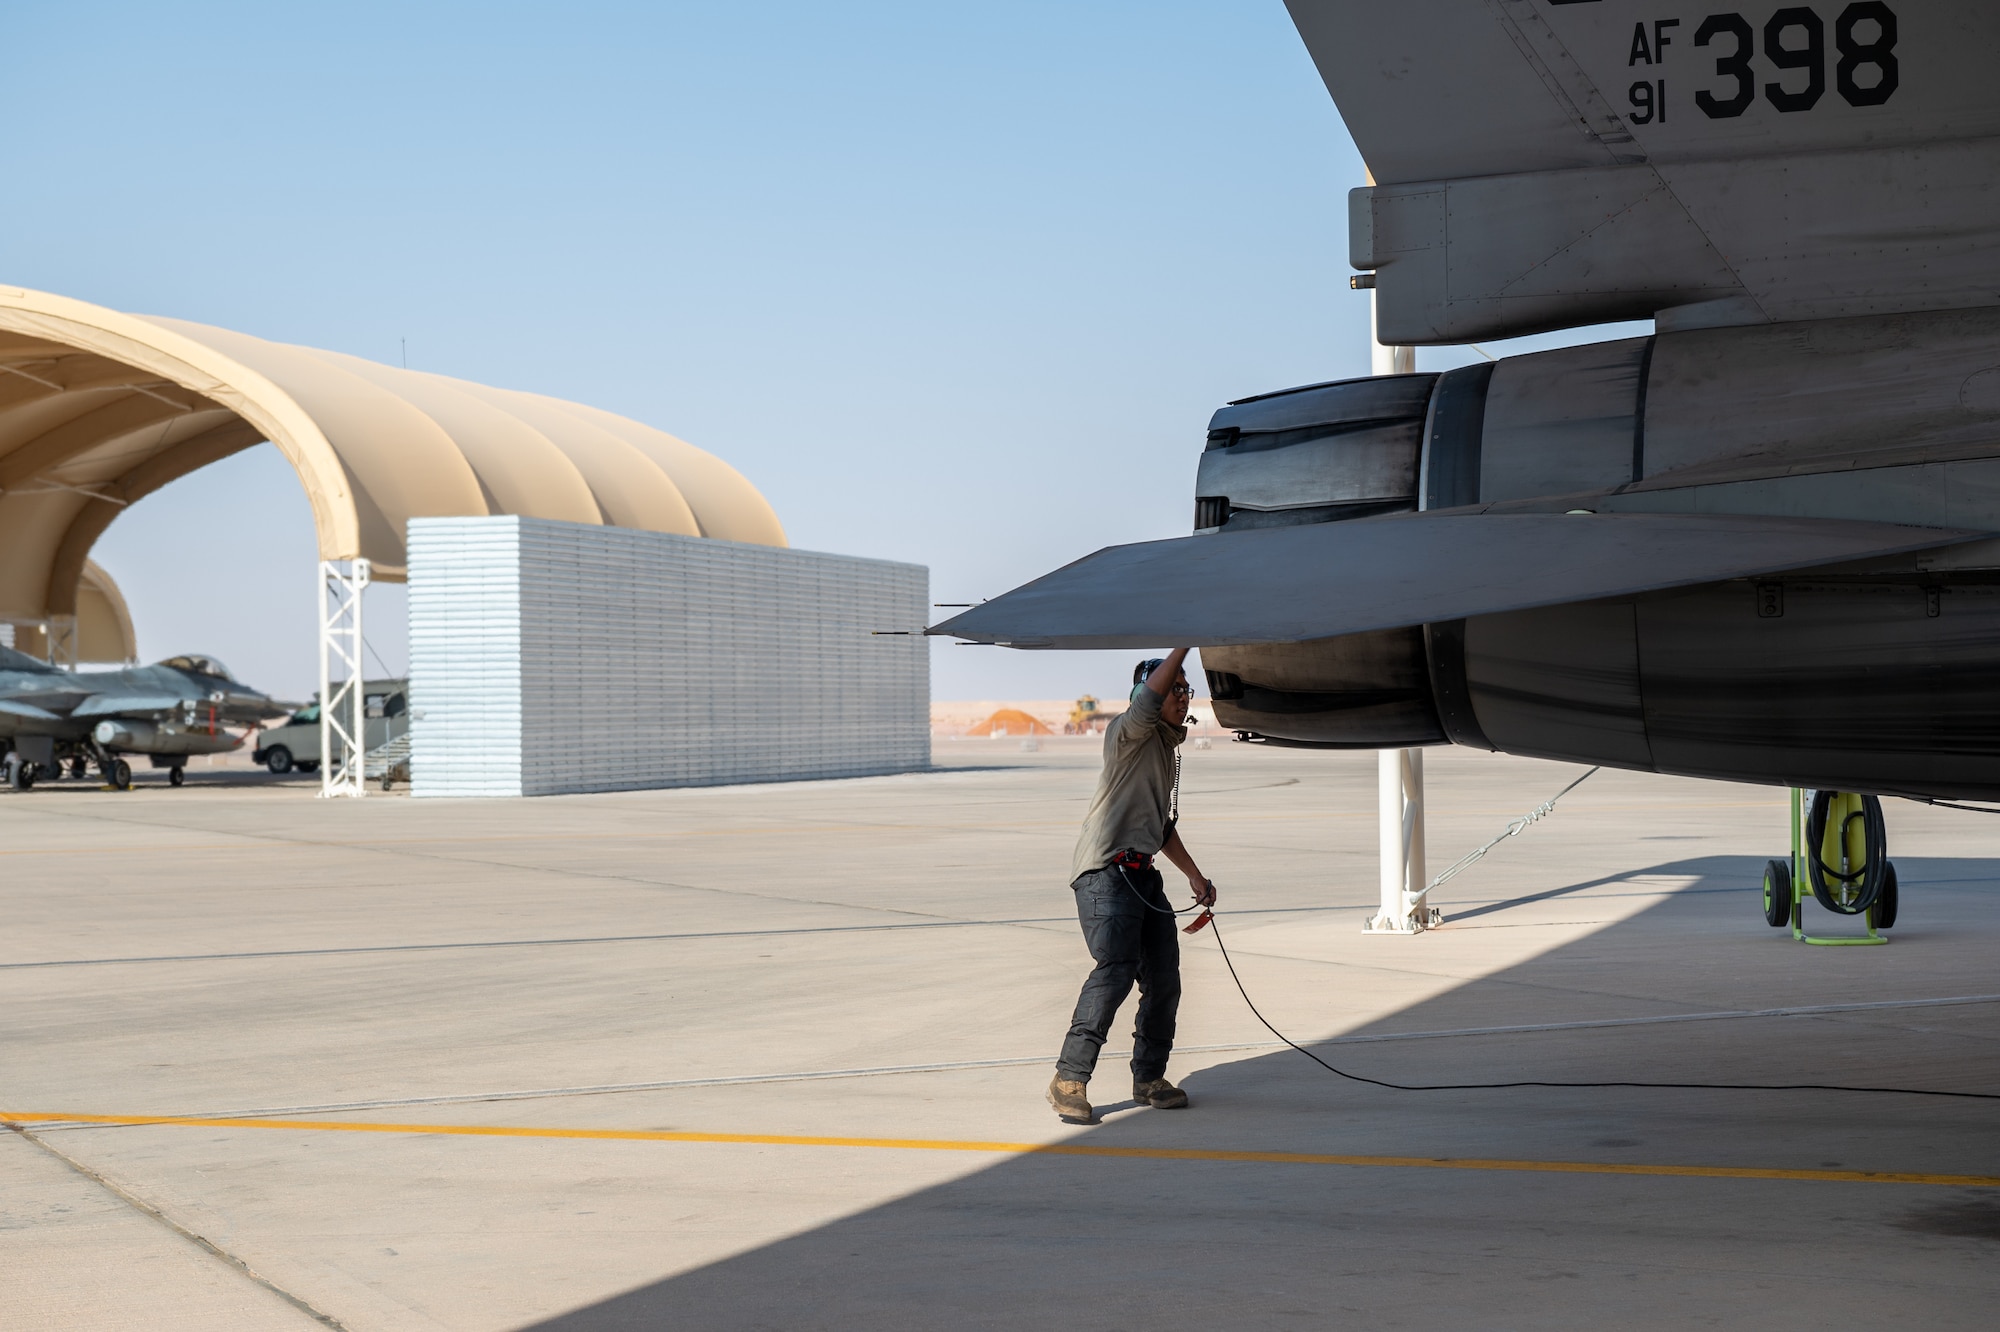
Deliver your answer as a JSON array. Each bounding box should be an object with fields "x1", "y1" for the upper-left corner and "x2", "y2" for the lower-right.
[{"x1": 1069, "y1": 684, "x2": 1187, "y2": 883}]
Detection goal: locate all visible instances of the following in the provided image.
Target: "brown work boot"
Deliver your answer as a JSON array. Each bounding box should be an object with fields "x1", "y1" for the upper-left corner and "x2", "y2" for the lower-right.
[
  {"x1": 1047, "y1": 1077, "x2": 1093, "y2": 1124},
  {"x1": 1134, "y1": 1077, "x2": 1189, "y2": 1109}
]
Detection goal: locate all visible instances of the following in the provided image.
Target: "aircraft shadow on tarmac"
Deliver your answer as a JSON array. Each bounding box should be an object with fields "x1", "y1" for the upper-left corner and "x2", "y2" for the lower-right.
[{"x1": 526, "y1": 856, "x2": 2000, "y2": 1330}]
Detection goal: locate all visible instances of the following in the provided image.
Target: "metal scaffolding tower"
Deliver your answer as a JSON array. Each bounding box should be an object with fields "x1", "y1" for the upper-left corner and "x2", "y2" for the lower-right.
[{"x1": 318, "y1": 558, "x2": 370, "y2": 798}]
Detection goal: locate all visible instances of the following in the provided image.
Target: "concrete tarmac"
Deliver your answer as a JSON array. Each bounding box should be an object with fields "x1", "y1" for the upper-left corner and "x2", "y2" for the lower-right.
[{"x1": 3, "y1": 739, "x2": 1998, "y2": 1329}]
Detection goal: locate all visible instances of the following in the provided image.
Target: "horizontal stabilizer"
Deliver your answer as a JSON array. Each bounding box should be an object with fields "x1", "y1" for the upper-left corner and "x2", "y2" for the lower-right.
[
  {"x1": 0, "y1": 698, "x2": 62, "y2": 722},
  {"x1": 930, "y1": 513, "x2": 1984, "y2": 649},
  {"x1": 71, "y1": 694, "x2": 188, "y2": 718}
]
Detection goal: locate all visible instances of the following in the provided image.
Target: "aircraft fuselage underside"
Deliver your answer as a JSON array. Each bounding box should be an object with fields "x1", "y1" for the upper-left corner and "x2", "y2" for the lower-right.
[
  {"x1": 1201, "y1": 307, "x2": 2000, "y2": 798},
  {"x1": 1210, "y1": 575, "x2": 2000, "y2": 800},
  {"x1": 936, "y1": 305, "x2": 2000, "y2": 803}
]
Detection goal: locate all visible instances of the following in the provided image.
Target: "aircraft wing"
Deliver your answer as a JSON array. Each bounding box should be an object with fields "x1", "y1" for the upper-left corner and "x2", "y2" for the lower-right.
[
  {"x1": 928, "y1": 512, "x2": 1983, "y2": 649},
  {"x1": 1294, "y1": 1, "x2": 2000, "y2": 341},
  {"x1": 0, "y1": 699, "x2": 62, "y2": 722},
  {"x1": 70, "y1": 694, "x2": 191, "y2": 718}
]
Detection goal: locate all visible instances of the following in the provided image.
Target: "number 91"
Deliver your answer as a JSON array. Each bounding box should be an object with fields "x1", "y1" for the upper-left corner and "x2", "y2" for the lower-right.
[{"x1": 1628, "y1": 79, "x2": 1666, "y2": 125}]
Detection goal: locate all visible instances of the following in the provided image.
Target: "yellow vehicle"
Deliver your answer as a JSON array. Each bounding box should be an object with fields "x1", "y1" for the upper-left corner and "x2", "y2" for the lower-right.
[{"x1": 1065, "y1": 695, "x2": 1118, "y2": 735}]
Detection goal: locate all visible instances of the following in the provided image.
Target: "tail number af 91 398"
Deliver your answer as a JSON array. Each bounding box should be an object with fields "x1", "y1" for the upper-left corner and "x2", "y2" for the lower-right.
[{"x1": 1626, "y1": 2, "x2": 1898, "y2": 124}]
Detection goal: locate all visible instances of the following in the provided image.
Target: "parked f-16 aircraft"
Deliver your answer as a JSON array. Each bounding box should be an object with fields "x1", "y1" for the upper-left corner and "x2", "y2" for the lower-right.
[
  {"x1": 936, "y1": 1, "x2": 2000, "y2": 823},
  {"x1": 0, "y1": 648, "x2": 291, "y2": 789}
]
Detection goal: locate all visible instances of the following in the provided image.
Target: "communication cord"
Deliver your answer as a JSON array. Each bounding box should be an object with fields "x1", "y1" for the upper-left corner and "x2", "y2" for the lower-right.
[
  {"x1": 1116, "y1": 771, "x2": 2000, "y2": 1103},
  {"x1": 1203, "y1": 914, "x2": 2000, "y2": 1101}
]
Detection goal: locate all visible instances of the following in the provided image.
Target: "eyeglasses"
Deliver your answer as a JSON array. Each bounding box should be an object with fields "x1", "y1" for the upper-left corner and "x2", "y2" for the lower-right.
[{"x1": 1168, "y1": 683, "x2": 1194, "y2": 698}]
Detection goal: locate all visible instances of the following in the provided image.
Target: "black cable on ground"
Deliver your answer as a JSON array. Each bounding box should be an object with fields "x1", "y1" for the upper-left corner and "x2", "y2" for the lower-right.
[
  {"x1": 1112, "y1": 766, "x2": 1993, "y2": 1100},
  {"x1": 1203, "y1": 912, "x2": 2000, "y2": 1102}
]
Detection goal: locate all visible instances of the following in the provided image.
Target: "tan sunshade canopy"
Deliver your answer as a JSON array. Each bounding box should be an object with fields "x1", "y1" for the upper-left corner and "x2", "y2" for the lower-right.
[
  {"x1": 9, "y1": 560, "x2": 137, "y2": 664},
  {"x1": 0, "y1": 286, "x2": 786, "y2": 622}
]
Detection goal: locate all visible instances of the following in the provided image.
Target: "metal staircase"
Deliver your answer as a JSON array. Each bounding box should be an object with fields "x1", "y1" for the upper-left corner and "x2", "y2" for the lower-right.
[{"x1": 363, "y1": 731, "x2": 412, "y2": 789}]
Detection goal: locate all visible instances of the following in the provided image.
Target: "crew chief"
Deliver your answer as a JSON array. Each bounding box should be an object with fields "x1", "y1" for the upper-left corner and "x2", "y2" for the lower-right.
[{"x1": 1048, "y1": 647, "x2": 1217, "y2": 1124}]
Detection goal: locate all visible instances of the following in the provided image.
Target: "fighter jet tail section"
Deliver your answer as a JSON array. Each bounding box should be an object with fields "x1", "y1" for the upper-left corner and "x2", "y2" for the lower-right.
[{"x1": 943, "y1": 307, "x2": 2000, "y2": 797}]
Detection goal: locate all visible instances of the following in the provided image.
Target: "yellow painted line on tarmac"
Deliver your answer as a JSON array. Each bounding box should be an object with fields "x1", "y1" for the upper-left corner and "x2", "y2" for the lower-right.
[{"x1": 6, "y1": 1111, "x2": 1995, "y2": 1188}]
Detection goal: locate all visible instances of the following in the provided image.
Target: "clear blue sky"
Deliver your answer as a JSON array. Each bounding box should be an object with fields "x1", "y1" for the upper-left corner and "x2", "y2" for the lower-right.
[{"x1": 7, "y1": 2, "x2": 1638, "y2": 701}]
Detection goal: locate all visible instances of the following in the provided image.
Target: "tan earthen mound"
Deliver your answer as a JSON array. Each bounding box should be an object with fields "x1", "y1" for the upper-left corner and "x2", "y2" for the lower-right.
[{"x1": 966, "y1": 708, "x2": 1055, "y2": 737}]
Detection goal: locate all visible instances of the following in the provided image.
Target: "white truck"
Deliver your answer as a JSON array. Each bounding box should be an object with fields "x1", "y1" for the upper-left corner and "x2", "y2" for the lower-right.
[{"x1": 253, "y1": 679, "x2": 408, "y2": 774}]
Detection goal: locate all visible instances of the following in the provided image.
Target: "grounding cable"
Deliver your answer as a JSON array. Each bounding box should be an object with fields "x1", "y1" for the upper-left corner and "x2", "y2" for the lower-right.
[
  {"x1": 1422, "y1": 766, "x2": 1599, "y2": 898},
  {"x1": 1899, "y1": 796, "x2": 2000, "y2": 816}
]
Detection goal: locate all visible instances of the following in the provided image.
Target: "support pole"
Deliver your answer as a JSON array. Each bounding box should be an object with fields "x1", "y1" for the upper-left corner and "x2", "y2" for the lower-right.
[
  {"x1": 44, "y1": 615, "x2": 77, "y2": 670},
  {"x1": 1366, "y1": 748, "x2": 1438, "y2": 933},
  {"x1": 319, "y1": 558, "x2": 370, "y2": 798},
  {"x1": 1369, "y1": 318, "x2": 1415, "y2": 378},
  {"x1": 1361, "y1": 278, "x2": 1432, "y2": 933}
]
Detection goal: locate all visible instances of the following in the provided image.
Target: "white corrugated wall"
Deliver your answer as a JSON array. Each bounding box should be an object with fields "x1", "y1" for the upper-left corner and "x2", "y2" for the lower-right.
[
  {"x1": 408, "y1": 516, "x2": 929, "y2": 797},
  {"x1": 406, "y1": 520, "x2": 525, "y2": 796}
]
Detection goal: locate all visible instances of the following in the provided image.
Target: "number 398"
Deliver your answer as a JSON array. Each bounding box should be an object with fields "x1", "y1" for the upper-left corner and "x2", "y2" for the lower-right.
[{"x1": 1692, "y1": 1, "x2": 1899, "y2": 119}]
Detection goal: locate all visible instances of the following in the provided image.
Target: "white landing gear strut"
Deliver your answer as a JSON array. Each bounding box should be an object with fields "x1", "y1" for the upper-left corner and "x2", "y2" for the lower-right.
[
  {"x1": 1361, "y1": 275, "x2": 1435, "y2": 934},
  {"x1": 1366, "y1": 747, "x2": 1437, "y2": 934},
  {"x1": 319, "y1": 558, "x2": 370, "y2": 799}
]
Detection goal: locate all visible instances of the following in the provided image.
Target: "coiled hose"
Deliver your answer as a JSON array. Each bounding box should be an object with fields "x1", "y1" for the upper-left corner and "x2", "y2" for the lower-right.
[{"x1": 1803, "y1": 790, "x2": 1888, "y2": 916}]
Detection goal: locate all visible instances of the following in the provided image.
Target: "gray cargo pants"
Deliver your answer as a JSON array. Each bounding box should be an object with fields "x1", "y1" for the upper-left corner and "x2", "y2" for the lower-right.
[{"x1": 1055, "y1": 863, "x2": 1181, "y2": 1084}]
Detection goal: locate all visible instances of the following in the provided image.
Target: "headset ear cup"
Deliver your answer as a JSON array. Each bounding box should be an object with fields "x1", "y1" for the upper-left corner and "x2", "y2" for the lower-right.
[{"x1": 1131, "y1": 658, "x2": 1167, "y2": 701}]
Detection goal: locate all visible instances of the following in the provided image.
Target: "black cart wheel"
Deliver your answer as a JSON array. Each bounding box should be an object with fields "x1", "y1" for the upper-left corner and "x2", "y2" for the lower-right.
[
  {"x1": 1870, "y1": 861, "x2": 1899, "y2": 930},
  {"x1": 1763, "y1": 859, "x2": 1793, "y2": 928},
  {"x1": 109, "y1": 759, "x2": 132, "y2": 791},
  {"x1": 265, "y1": 746, "x2": 294, "y2": 775},
  {"x1": 168, "y1": 766, "x2": 184, "y2": 787}
]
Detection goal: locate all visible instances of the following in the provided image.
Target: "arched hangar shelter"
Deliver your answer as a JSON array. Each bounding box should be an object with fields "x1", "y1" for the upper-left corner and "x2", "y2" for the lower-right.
[
  {"x1": 8, "y1": 560, "x2": 137, "y2": 664},
  {"x1": 0, "y1": 284, "x2": 787, "y2": 627},
  {"x1": 0, "y1": 286, "x2": 928, "y2": 799}
]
